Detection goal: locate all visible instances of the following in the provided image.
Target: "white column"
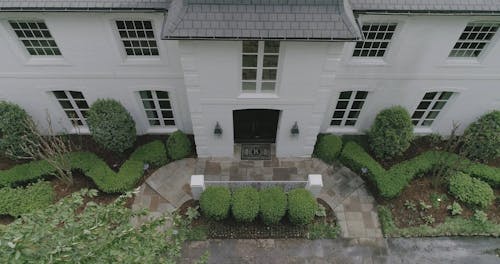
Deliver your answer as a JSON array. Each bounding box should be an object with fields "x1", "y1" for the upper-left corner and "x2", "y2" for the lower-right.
[
  {"x1": 190, "y1": 175, "x2": 205, "y2": 200},
  {"x1": 306, "y1": 174, "x2": 323, "y2": 197}
]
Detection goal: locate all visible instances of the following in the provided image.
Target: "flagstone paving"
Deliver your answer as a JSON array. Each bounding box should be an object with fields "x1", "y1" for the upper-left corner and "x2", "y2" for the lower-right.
[{"x1": 131, "y1": 156, "x2": 382, "y2": 239}]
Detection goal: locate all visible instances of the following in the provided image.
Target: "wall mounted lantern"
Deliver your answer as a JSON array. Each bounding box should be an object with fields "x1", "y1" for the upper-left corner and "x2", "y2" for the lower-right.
[
  {"x1": 291, "y1": 121, "x2": 299, "y2": 136},
  {"x1": 214, "y1": 122, "x2": 223, "y2": 136}
]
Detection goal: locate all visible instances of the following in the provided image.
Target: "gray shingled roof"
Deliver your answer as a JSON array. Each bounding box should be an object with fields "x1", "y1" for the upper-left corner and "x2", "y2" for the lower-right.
[
  {"x1": 162, "y1": 0, "x2": 362, "y2": 40},
  {"x1": 350, "y1": 0, "x2": 500, "y2": 13},
  {"x1": 0, "y1": 0, "x2": 170, "y2": 11}
]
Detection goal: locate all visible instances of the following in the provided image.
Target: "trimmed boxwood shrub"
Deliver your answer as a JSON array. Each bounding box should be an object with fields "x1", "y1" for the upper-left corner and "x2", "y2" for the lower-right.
[
  {"x1": 200, "y1": 186, "x2": 231, "y2": 221},
  {"x1": 369, "y1": 106, "x2": 413, "y2": 160},
  {"x1": 449, "y1": 172, "x2": 494, "y2": 209},
  {"x1": 231, "y1": 187, "x2": 259, "y2": 222},
  {"x1": 287, "y1": 189, "x2": 317, "y2": 225},
  {"x1": 87, "y1": 99, "x2": 136, "y2": 153},
  {"x1": 166, "y1": 130, "x2": 192, "y2": 161},
  {"x1": 314, "y1": 134, "x2": 342, "y2": 164},
  {"x1": 462, "y1": 110, "x2": 500, "y2": 162},
  {"x1": 259, "y1": 187, "x2": 287, "y2": 225},
  {"x1": 0, "y1": 181, "x2": 54, "y2": 217},
  {"x1": 129, "y1": 140, "x2": 168, "y2": 167},
  {"x1": 0, "y1": 101, "x2": 36, "y2": 159}
]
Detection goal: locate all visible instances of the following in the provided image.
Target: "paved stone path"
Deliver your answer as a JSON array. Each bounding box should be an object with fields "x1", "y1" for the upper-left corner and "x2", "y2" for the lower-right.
[{"x1": 132, "y1": 156, "x2": 382, "y2": 239}]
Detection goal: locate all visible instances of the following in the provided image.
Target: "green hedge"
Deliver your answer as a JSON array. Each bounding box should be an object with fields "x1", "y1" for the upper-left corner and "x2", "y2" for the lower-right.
[
  {"x1": 166, "y1": 131, "x2": 192, "y2": 161},
  {"x1": 462, "y1": 110, "x2": 500, "y2": 162},
  {"x1": 0, "y1": 140, "x2": 169, "y2": 193},
  {"x1": 200, "y1": 186, "x2": 231, "y2": 221},
  {"x1": 231, "y1": 187, "x2": 259, "y2": 222},
  {"x1": 259, "y1": 187, "x2": 287, "y2": 225},
  {"x1": 0, "y1": 181, "x2": 54, "y2": 217},
  {"x1": 314, "y1": 134, "x2": 342, "y2": 164},
  {"x1": 339, "y1": 141, "x2": 500, "y2": 198},
  {"x1": 287, "y1": 189, "x2": 317, "y2": 226},
  {"x1": 449, "y1": 172, "x2": 494, "y2": 209}
]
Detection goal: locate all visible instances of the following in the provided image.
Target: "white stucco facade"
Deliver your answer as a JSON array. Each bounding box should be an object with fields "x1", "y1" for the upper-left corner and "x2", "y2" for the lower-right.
[{"x1": 0, "y1": 11, "x2": 499, "y2": 158}]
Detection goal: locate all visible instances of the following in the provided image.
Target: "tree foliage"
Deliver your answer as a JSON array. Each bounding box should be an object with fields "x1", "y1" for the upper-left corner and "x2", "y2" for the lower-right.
[{"x1": 0, "y1": 189, "x2": 186, "y2": 263}]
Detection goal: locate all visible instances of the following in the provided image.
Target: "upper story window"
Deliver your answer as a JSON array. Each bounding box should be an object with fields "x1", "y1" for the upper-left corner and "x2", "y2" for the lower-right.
[
  {"x1": 242, "y1": 41, "x2": 280, "y2": 93},
  {"x1": 353, "y1": 23, "x2": 397, "y2": 57},
  {"x1": 331, "y1": 91, "x2": 368, "y2": 126},
  {"x1": 411, "y1": 92, "x2": 454, "y2": 127},
  {"x1": 116, "y1": 20, "x2": 159, "y2": 56},
  {"x1": 52, "y1": 91, "x2": 89, "y2": 127},
  {"x1": 9, "y1": 20, "x2": 61, "y2": 56},
  {"x1": 449, "y1": 23, "x2": 499, "y2": 58},
  {"x1": 139, "y1": 90, "x2": 175, "y2": 127}
]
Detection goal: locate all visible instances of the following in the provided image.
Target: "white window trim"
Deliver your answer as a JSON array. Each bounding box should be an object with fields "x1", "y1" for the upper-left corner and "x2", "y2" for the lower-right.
[
  {"x1": 52, "y1": 90, "x2": 89, "y2": 129},
  {"x1": 0, "y1": 18, "x2": 69, "y2": 66},
  {"x1": 136, "y1": 89, "x2": 179, "y2": 133},
  {"x1": 329, "y1": 90, "x2": 369, "y2": 128},
  {"x1": 241, "y1": 41, "x2": 281, "y2": 94},
  {"x1": 411, "y1": 91, "x2": 455, "y2": 128},
  {"x1": 106, "y1": 16, "x2": 166, "y2": 66}
]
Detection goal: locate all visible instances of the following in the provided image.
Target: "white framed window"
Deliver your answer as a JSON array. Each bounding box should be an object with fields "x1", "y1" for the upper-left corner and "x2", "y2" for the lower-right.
[
  {"x1": 412, "y1": 92, "x2": 454, "y2": 127},
  {"x1": 331, "y1": 91, "x2": 368, "y2": 126},
  {"x1": 139, "y1": 90, "x2": 175, "y2": 127},
  {"x1": 242, "y1": 40, "x2": 280, "y2": 93},
  {"x1": 9, "y1": 20, "x2": 61, "y2": 56},
  {"x1": 116, "y1": 20, "x2": 159, "y2": 56},
  {"x1": 52, "y1": 91, "x2": 89, "y2": 127},
  {"x1": 353, "y1": 23, "x2": 397, "y2": 57},
  {"x1": 449, "y1": 23, "x2": 499, "y2": 58}
]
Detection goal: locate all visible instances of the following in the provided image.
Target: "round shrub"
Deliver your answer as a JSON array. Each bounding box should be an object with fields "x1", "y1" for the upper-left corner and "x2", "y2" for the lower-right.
[
  {"x1": 87, "y1": 99, "x2": 136, "y2": 153},
  {"x1": 462, "y1": 110, "x2": 500, "y2": 162},
  {"x1": 0, "y1": 101, "x2": 36, "y2": 159},
  {"x1": 166, "y1": 130, "x2": 192, "y2": 160},
  {"x1": 287, "y1": 189, "x2": 317, "y2": 225},
  {"x1": 231, "y1": 187, "x2": 259, "y2": 222},
  {"x1": 369, "y1": 106, "x2": 414, "y2": 160},
  {"x1": 449, "y1": 172, "x2": 494, "y2": 209},
  {"x1": 314, "y1": 134, "x2": 342, "y2": 164},
  {"x1": 199, "y1": 186, "x2": 231, "y2": 221},
  {"x1": 259, "y1": 187, "x2": 287, "y2": 225}
]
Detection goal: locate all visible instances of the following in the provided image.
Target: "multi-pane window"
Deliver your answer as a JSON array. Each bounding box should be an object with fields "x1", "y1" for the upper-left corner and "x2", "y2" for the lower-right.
[
  {"x1": 353, "y1": 23, "x2": 397, "y2": 57},
  {"x1": 139, "y1": 91, "x2": 175, "y2": 127},
  {"x1": 412, "y1": 92, "x2": 454, "y2": 127},
  {"x1": 116, "y1": 20, "x2": 159, "y2": 56},
  {"x1": 449, "y1": 23, "x2": 499, "y2": 57},
  {"x1": 9, "y1": 20, "x2": 61, "y2": 56},
  {"x1": 53, "y1": 91, "x2": 89, "y2": 126},
  {"x1": 330, "y1": 91, "x2": 368, "y2": 126},
  {"x1": 242, "y1": 41, "x2": 280, "y2": 93}
]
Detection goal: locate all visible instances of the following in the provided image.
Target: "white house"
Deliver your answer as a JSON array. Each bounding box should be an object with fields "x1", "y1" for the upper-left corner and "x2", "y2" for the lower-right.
[{"x1": 0, "y1": 0, "x2": 499, "y2": 158}]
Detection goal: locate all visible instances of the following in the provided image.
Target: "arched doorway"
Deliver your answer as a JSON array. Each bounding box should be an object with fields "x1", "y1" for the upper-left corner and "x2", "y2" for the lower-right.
[{"x1": 233, "y1": 109, "x2": 280, "y2": 143}]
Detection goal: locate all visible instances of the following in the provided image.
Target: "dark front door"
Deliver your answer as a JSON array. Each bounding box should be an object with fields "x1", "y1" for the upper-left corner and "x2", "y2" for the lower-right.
[{"x1": 233, "y1": 109, "x2": 280, "y2": 143}]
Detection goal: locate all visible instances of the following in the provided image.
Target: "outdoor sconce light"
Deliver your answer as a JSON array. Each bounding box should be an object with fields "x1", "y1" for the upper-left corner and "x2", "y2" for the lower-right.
[
  {"x1": 214, "y1": 122, "x2": 223, "y2": 136},
  {"x1": 291, "y1": 121, "x2": 299, "y2": 136}
]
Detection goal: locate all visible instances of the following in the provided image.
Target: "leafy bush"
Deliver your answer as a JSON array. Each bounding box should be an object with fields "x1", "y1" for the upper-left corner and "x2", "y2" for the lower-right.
[
  {"x1": 369, "y1": 106, "x2": 414, "y2": 160},
  {"x1": 0, "y1": 189, "x2": 186, "y2": 262},
  {"x1": 447, "y1": 202, "x2": 463, "y2": 216},
  {"x1": 87, "y1": 99, "x2": 136, "y2": 153},
  {"x1": 0, "y1": 181, "x2": 54, "y2": 217},
  {"x1": 231, "y1": 187, "x2": 259, "y2": 222},
  {"x1": 449, "y1": 172, "x2": 494, "y2": 208},
  {"x1": 129, "y1": 140, "x2": 168, "y2": 167},
  {"x1": 259, "y1": 187, "x2": 287, "y2": 225},
  {"x1": 287, "y1": 189, "x2": 317, "y2": 225},
  {"x1": 339, "y1": 141, "x2": 385, "y2": 185},
  {"x1": 200, "y1": 186, "x2": 231, "y2": 221},
  {"x1": 314, "y1": 134, "x2": 342, "y2": 164},
  {"x1": 166, "y1": 130, "x2": 192, "y2": 161},
  {"x1": 462, "y1": 110, "x2": 500, "y2": 162},
  {"x1": 307, "y1": 223, "x2": 339, "y2": 239},
  {"x1": 0, "y1": 101, "x2": 36, "y2": 159},
  {"x1": 473, "y1": 210, "x2": 488, "y2": 225}
]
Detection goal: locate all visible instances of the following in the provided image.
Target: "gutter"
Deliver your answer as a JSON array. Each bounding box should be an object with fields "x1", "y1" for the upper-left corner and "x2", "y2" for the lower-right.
[
  {"x1": 0, "y1": 7, "x2": 167, "y2": 13},
  {"x1": 355, "y1": 10, "x2": 500, "y2": 16}
]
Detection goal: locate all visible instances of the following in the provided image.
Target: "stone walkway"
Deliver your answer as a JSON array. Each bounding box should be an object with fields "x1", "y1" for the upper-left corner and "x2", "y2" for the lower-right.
[{"x1": 132, "y1": 156, "x2": 382, "y2": 239}]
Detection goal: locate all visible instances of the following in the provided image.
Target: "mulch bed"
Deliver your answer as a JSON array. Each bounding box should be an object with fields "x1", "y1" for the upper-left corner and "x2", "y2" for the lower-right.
[{"x1": 178, "y1": 198, "x2": 336, "y2": 239}]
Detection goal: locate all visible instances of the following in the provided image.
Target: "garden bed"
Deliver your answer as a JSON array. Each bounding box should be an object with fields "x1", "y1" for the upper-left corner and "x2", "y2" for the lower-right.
[{"x1": 178, "y1": 199, "x2": 338, "y2": 240}]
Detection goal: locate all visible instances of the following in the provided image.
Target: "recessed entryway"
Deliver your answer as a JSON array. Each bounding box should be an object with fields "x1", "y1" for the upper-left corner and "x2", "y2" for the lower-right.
[{"x1": 233, "y1": 109, "x2": 280, "y2": 143}]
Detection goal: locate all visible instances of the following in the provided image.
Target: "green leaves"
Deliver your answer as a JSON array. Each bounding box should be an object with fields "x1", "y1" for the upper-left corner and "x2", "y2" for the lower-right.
[
  {"x1": 231, "y1": 187, "x2": 259, "y2": 223},
  {"x1": 287, "y1": 189, "x2": 317, "y2": 226},
  {"x1": 0, "y1": 181, "x2": 54, "y2": 217},
  {"x1": 449, "y1": 172, "x2": 494, "y2": 209},
  {"x1": 166, "y1": 130, "x2": 192, "y2": 161},
  {"x1": 0, "y1": 101, "x2": 36, "y2": 159},
  {"x1": 313, "y1": 134, "x2": 343, "y2": 164},
  {"x1": 462, "y1": 110, "x2": 500, "y2": 162},
  {"x1": 259, "y1": 187, "x2": 287, "y2": 225},
  {"x1": 0, "y1": 189, "x2": 185, "y2": 263},
  {"x1": 200, "y1": 186, "x2": 231, "y2": 221}
]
